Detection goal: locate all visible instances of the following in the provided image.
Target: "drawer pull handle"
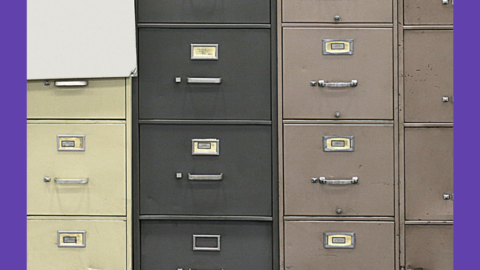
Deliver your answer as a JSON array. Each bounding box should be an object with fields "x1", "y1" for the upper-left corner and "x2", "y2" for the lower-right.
[
  {"x1": 407, "y1": 267, "x2": 424, "y2": 270},
  {"x1": 193, "y1": 234, "x2": 221, "y2": 251},
  {"x1": 442, "y1": 0, "x2": 449, "y2": 4},
  {"x1": 318, "y1": 80, "x2": 358, "y2": 88},
  {"x1": 54, "y1": 177, "x2": 89, "y2": 184},
  {"x1": 187, "y1": 77, "x2": 222, "y2": 84},
  {"x1": 54, "y1": 81, "x2": 88, "y2": 87},
  {"x1": 319, "y1": 177, "x2": 358, "y2": 185},
  {"x1": 188, "y1": 174, "x2": 223, "y2": 181}
]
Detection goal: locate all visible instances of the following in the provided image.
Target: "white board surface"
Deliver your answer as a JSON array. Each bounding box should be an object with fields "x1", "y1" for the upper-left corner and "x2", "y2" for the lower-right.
[{"x1": 27, "y1": 0, "x2": 137, "y2": 80}]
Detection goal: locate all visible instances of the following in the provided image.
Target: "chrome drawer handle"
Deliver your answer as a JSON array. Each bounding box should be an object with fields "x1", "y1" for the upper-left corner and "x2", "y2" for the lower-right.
[
  {"x1": 442, "y1": 0, "x2": 448, "y2": 4},
  {"x1": 443, "y1": 193, "x2": 453, "y2": 201},
  {"x1": 54, "y1": 81, "x2": 88, "y2": 87},
  {"x1": 318, "y1": 80, "x2": 358, "y2": 88},
  {"x1": 54, "y1": 177, "x2": 89, "y2": 184},
  {"x1": 319, "y1": 177, "x2": 358, "y2": 185},
  {"x1": 187, "y1": 77, "x2": 222, "y2": 84},
  {"x1": 188, "y1": 173, "x2": 223, "y2": 181}
]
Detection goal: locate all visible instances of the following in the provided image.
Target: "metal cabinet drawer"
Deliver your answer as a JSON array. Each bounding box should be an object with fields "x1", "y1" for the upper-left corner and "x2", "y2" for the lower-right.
[
  {"x1": 283, "y1": 28, "x2": 393, "y2": 120},
  {"x1": 27, "y1": 219, "x2": 126, "y2": 270},
  {"x1": 284, "y1": 124, "x2": 394, "y2": 216},
  {"x1": 139, "y1": 29, "x2": 271, "y2": 120},
  {"x1": 405, "y1": 0, "x2": 453, "y2": 25},
  {"x1": 140, "y1": 124, "x2": 272, "y2": 216},
  {"x1": 283, "y1": 0, "x2": 392, "y2": 23},
  {"x1": 141, "y1": 220, "x2": 272, "y2": 270},
  {"x1": 405, "y1": 128, "x2": 453, "y2": 221},
  {"x1": 27, "y1": 123, "x2": 126, "y2": 216},
  {"x1": 406, "y1": 225, "x2": 453, "y2": 270},
  {"x1": 285, "y1": 221, "x2": 394, "y2": 270},
  {"x1": 404, "y1": 30, "x2": 453, "y2": 123},
  {"x1": 138, "y1": 0, "x2": 270, "y2": 23},
  {"x1": 27, "y1": 78, "x2": 126, "y2": 119}
]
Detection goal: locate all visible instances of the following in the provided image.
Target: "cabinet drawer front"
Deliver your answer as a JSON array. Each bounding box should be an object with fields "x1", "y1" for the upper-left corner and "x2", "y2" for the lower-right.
[
  {"x1": 141, "y1": 220, "x2": 272, "y2": 270},
  {"x1": 27, "y1": 219, "x2": 126, "y2": 270},
  {"x1": 283, "y1": 0, "x2": 392, "y2": 23},
  {"x1": 405, "y1": 128, "x2": 453, "y2": 220},
  {"x1": 285, "y1": 221, "x2": 394, "y2": 270},
  {"x1": 140, "y1": 124, "x2": 272, "y2": 216},
  {"x1": 406, "y1": 225, "x2": 453, "y2": 270},
  {"x1": 27, "y1": 78, "x2": 126, "y2": 119},
  {"x1": 405, "y1": 0, "x2": 453, "y2": 25},
  {"x1": 404, "y1": 30, "x2": 453, "y2": 123},
  {"x1": 139, "y1": 29, "x2": 271, "y2": 120},
  {"x1": 284, "y1": 125, "x2": 394, "y2": 216},
  {"x1": 283, "y1": 28, "x2": 393, "y2": 120},
  {"x1": 138, "y1": 0, "x2": 270, "y2": 23},
  {"x1": 27, "y1": 123, "x2": 126, "y2": 215}
]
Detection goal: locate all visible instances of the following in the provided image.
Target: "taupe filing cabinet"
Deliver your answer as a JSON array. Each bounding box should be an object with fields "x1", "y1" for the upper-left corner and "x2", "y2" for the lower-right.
[
  {"x1": 134, "y1": 0, "x2": 277, "y2": 269},
  {"x1": 280, "y1": 1, "x2": 452, "y2": 270},
  {"x1": 27, "y1": 78, "x2": 133, "y2": 270}
]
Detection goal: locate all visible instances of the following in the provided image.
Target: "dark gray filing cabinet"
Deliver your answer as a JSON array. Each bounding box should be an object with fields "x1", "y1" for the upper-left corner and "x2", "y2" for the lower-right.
[{"x1": 134, "y1": 0, "x2": 277, "y2": 269}]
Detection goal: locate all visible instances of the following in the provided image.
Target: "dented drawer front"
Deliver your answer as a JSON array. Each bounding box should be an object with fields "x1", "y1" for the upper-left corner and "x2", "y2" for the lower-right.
[
  {"x1": 406, "y1": 225, "x2": 453, "y2": 270},
  {"x1": 141, "y1": 220, "x2": 272, "y2": 270},
  {"x1": 139, "y1": 29, "x2": 271, "y2": 120},
  {"x1": 404, "y1": 30, "x2": 453, "y2": 123},
  {"x1": 27, "y1": 219, "x2": 126, "y2": 270},
  {"x1": 27, "y1": 123, "x2": 126, "y2": 216},
  {"x1": 27, "y1": 78, "x2": 126, "y2": 119},
  {"x1": 405, "y1": 0, "x2": 453, "y2": 25},
  {"x1": 285, "y1": 221, "x2": 395, "y2": 270},
  {"x1": 283, "y1": 28, "x2": 393, "y2": 120},
  {"x1": 284, "y1": 125, "x2": 394, "y2": 216},
  {"x1": 405, "y1": 128, "x2": 453, "y2": 220},
  {"x1": 138, "y1": 0, "x2": 270, "y2": 23},
  {"x1": 283, "y1": 0, "x2": 392, "y2": 23},
  {"x1": 140, "y1": 124, "x2": 272, "y2": 216}
]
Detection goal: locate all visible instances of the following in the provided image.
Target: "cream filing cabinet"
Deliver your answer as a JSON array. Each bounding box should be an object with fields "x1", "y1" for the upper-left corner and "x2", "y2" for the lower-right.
[
  {"x1": 27, "y1": 78, "x2": 133, "y2": 270},
  {"x1": 26, "y1": 1, "x2": 136, "y2": 269}
]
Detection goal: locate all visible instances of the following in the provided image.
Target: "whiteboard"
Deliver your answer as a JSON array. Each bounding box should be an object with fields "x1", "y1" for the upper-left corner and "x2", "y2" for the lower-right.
[{"x1": 27, "y1": 0, "x2": 137, "y2": 80}]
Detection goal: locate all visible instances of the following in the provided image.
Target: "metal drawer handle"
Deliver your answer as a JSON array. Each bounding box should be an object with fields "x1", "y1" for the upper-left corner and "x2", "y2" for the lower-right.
[
  {"x1": 54, "y1": 81, "x2": 88, "y2": 87},
  {"x1": 443, "y1": 193, "x2": 453, "y2": 201},
  {"x1": 319, "y1": 177, "x2": 359, "y2": 185},
  {"x1": 318, "y1": 80, "x2": 358, "y2": 88},
  {"x1": 442, "y1": 0, "x2": 448, "y2": 4},
  {"x1": 54, "y1": 177, "x2": 89, "y2": 184},
  {"x1": 407, "y1": 267, "x2": 424, "y2": 270},
  {"x1": 187, "y1": 77, "x2": 222, "y2": 84},
  {"x1": 193, "y1": 234, "x2": 221, "y2": 251},
  {"x1": 188, "y1": 173, "x2": 223, "y2": 181}
]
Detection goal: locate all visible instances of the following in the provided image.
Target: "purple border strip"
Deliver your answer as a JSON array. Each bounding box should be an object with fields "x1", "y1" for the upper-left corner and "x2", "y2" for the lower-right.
[
  {"x1": 0, "y1": 1, "x2": 27, "y2": 267},
  {"x1": 454, "y1": 1, "x2": 479, "y2": 269}
]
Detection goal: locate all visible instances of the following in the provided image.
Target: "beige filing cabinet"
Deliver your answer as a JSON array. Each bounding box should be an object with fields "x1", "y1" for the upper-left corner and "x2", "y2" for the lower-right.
[
  {"x1": 26, "y1": 78, "x2": 133, "y2": 270},
  {"x1": 279, "y1": 0, "x2": 452, "y2": 270}
]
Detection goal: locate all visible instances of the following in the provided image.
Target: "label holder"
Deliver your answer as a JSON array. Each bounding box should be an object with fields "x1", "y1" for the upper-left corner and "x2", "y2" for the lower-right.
[{"x1": 324, "y1": 232, "x2": 355, "y2": 249}]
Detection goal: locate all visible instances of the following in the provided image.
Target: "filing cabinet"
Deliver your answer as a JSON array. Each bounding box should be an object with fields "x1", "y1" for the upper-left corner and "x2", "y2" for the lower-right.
[
  {"x1": 139, "y1": 124, "x2": 272, "y2": 216},
  {"x1": 283, "y1": 28, "x2": 393, "y2": 120},
  {"x1": 283, "y1": 0, "x2": 393, "y2": 23},
  {"x1": 135, "y1": 0, "x2": 276, "y2": 269},
  {"x1": 141, "y1": 220, "x2": 272, "y2": 269},
  {"x1": 138, "y1": 0, "x2": 271, "y2": 24},
  {"x1": 404, "y1": 30, "x2": 453, "y2": 123},
  {"x1": 405, "y1": 225, "x2": 453, "y2": 270},
  {"x1": 27, "y1": 78, "x2": 132, "y2": 270},
  {"x1": 139, "y1": 28, "x2": 271, "y2": 120},
  {"x1": 27, "y1": 123, "x2": 126, "y2": 216},
  {"x1": 404, "y1": 0, "x2": 453, "y2": 25},
  {"x1": 28, "y1": 218, "x2": 127, "y2": 270},
  {"x1": 284, "y1": 124, "x2": 394, "y2": 216},
  {"x1": 284, "y1": 221, "x2": 395, "y2": 269},
  {"x1": 27, "y1": 78, "x2": 126, "y2": 119},
  {"x1": 405, "y1": 128, "x2": 453, "y2": 221}
]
